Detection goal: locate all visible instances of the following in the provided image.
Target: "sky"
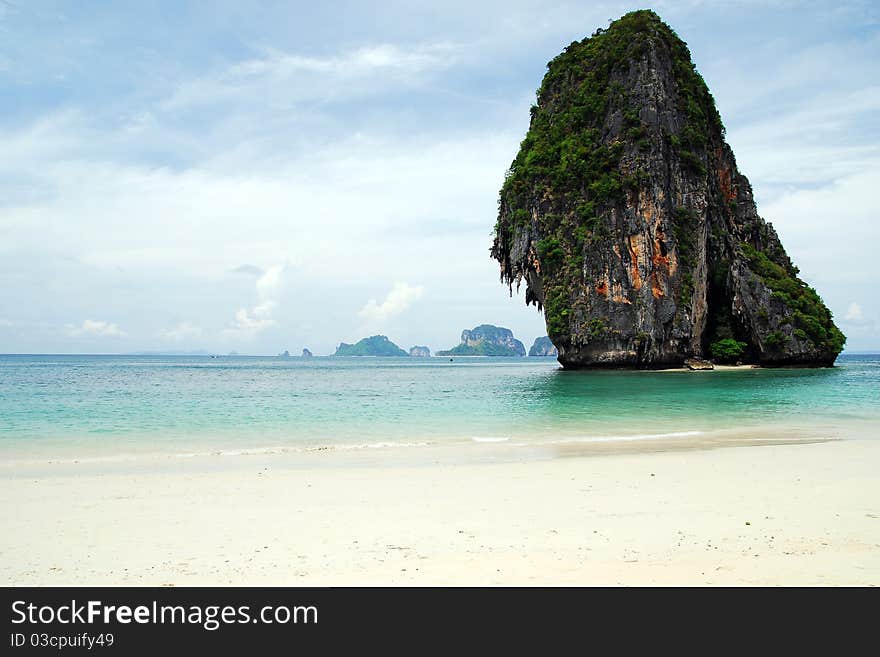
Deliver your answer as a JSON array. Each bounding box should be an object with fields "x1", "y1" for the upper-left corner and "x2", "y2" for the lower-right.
[{"x1": 1, "y1": 0, "x2": 878, "y2": 355}]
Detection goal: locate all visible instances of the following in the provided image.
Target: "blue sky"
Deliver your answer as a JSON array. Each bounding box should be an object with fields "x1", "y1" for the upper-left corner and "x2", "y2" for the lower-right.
[{"x1": 1, "y1": 0, "x2": 878, "y2": 354}]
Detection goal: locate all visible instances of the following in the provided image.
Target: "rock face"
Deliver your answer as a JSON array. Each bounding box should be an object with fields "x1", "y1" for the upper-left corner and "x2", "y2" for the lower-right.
[
  {"x1": 301, "y1": 348, "x2": 313, "y2": 358},
  {"x1": 409, "y1": 345, "x2": 432, "y2": 357},
  {"x1": 334, "y1": 335, "x2": 408, "y2": 357},
  {"x1": 529, "y1": 336, "x2": 559, "y2": 357},
  {"x1": 438, "y1": 325, "x2": 526, "y2": 356},
  {"x1": 684, "y1": 358, "x2": 714, "y2": 371},
  {"x1": 279, "y1": 350, "x2": 290, "y2": 358},
  {"x1": 491, "y1": 10, "x2": 844, "y2": 369}
]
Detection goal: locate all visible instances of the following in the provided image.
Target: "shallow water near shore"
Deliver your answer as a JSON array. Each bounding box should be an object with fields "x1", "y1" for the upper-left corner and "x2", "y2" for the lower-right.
[{"x1": 1, "y1": 353, "x2": 878, "y2": 462}]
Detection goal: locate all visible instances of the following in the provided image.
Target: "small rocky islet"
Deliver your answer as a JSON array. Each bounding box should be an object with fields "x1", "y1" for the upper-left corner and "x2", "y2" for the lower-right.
[
  {"x1": 333, "y1": 335, "x2": 409, "y2": 357},
  {"x1": 490, "y1": 10, "x2": 844, "y2": 369},
  {"x1": 437, "y1": 325, "x2": 526, "y2": 357},
  {"x1": 528, "y1": 336, "x2": 558, "y2": 358}
]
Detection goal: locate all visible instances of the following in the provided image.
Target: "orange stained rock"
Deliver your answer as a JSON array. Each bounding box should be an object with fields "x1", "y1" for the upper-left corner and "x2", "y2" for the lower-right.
[
  {"x1": 650, "y1": 272, "x2": 665, "y2": 299},
  {"x1": 611, "y1": 282, "x2": 631, "y2": 304},
  {"x1": 652, "y1": 236, "x2": 670, "y2": 270},
  {"x1": 716, "y1": 148, "x2": 737, "y2": 203},
  {"x1": 627, "y1": 235, "x2": 644, "y2": 290},
  {"x1": 652, "y1": 253, "x2": 669, "y2": 268}
]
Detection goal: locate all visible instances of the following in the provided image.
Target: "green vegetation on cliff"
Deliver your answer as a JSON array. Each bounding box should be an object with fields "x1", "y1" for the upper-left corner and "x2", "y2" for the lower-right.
[
  {"x1": 493, "y1": 9, "x2": 722, "y2": 340},
  {"x1": 334, "y1": 335, "x2": 408, "y2": 357},
  {"x1": 741, "y1": 244, "x2": 845, "y2": 354}
]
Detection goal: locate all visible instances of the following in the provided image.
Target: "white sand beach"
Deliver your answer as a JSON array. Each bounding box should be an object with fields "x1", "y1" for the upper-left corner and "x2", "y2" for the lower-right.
[{"x1": 2, "y1": 435, "x2": 878, "y2": 586}]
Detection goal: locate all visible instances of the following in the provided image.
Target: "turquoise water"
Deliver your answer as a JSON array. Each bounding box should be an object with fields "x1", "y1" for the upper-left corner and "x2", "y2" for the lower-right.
[{"x1": 0, "y1": 354, "x2": 878, "y2": 458}]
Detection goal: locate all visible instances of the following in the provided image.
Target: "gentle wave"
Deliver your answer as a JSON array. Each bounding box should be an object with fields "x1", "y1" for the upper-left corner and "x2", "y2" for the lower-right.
[
  {"x1": 4, "y1": 431, "x2": 705, "y2": 466},
  {"x1": 0, "y1": 440, "x2": 442, "y2": 466},
  {"x1": 309, "y1": 440, "x2": 436, "y2": 451},
  {"x1": 540, "y1": 430, "x2": 705, "y2": 445}
]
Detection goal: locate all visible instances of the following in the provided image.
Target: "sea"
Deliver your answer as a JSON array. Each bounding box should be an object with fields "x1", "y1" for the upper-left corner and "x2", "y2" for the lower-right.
[{"x1": 1, "y1": 353, "x2": 878, "y2": 462}]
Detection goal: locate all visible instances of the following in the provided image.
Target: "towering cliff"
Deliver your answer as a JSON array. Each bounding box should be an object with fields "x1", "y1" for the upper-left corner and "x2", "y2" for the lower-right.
[{"x1": 491, "y1": 10, "x2": 844, "y2": 368}]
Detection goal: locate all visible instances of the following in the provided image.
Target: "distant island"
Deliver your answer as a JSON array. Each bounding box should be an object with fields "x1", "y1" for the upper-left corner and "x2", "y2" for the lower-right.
[
  {"x1": 334, "y1": 335, "x2": 408, "y2": 357},
  {"x1": 287, "y1": 328, "x2": 555, "y2": 359},
  {"x1": 529, "y1": 336, "x2": 558, "y2": 357},
  {"x1": 438, "y1": 324, "x2": 526, "y2": 357}
]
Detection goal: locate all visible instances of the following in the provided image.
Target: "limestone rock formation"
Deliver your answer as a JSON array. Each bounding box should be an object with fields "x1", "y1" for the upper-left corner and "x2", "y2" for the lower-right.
[
  {"x1": 301, "y1": 348, "x2": 313, "y2": 358},
  {"x1": 334, "y1": 335, "x2": 408, "y2": 357},
  {"x1": 409, "y1": 345, "x2": 432, "y2": 357},
  {"x1": 491, "y1": 10, "x2": 844, "y2": 368},
  {"x1": 529, "y1": 336, "x2": 559, "y2": 357},
  {"x1": 438, "y1": 325, "x2": 526, "y2": 356}
]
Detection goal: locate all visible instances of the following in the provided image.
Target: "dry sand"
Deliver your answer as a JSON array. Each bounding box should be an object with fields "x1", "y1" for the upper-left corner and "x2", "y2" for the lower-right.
[{"x1": 1, "y1": 438, "x2": 878, "y2": 586}]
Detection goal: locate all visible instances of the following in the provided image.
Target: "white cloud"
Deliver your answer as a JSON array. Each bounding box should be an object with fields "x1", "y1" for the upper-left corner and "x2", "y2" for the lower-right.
[
  {"x1": 255, "y1": 263, "x2": 283, "y2": 297},
  {"x1": 760, "y1": 170, "x2": 880, "y2": 285},
  {"x1": 232, "y1": 43, "x2": 453, "y2": 77},
  {"x1": 224, "y1": 264, "x2": 286, "y2": 338},
  {"x1": 229, "y1": 308, "x2": 276, "y2": 334},
  {"x1": 65, "y1": 319, "x2": 126, "y2": 337},
  {"x1": 0, "y1": 120, "x2": 529, "y2": 353},
  {"x1": 757, "y1": 172, "x2": 878, "y2": 349},
  {"x1": 0, "y1": 128, "x2": 517, "y2": 276},
  {"x1": 842, "y1": 302, "x2": 875, "y2": 333},
  {"x1": 838, "y1": 300, "x2": 878, "y2": 348},
  {"x1": 727, "y1": 85, "x2": 880, "y2": 194},
  {"x1": 159, "y1": 321, "x2": 203, "y2": 341},
  {"x1": 844, "y1": 302, "x2": 863, "y2": 322},
  {"x1": 359, "y1": 282, "x2": 424, "y2": 323},
  {"x1": 162, "y1": 42, "x2": 456, "y2": 112}
]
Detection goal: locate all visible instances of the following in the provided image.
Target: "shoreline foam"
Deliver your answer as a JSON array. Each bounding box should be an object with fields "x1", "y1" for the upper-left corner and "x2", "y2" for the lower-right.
[{"x1": 0, "y1": 420, "x2": 853, "y2": 472}]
